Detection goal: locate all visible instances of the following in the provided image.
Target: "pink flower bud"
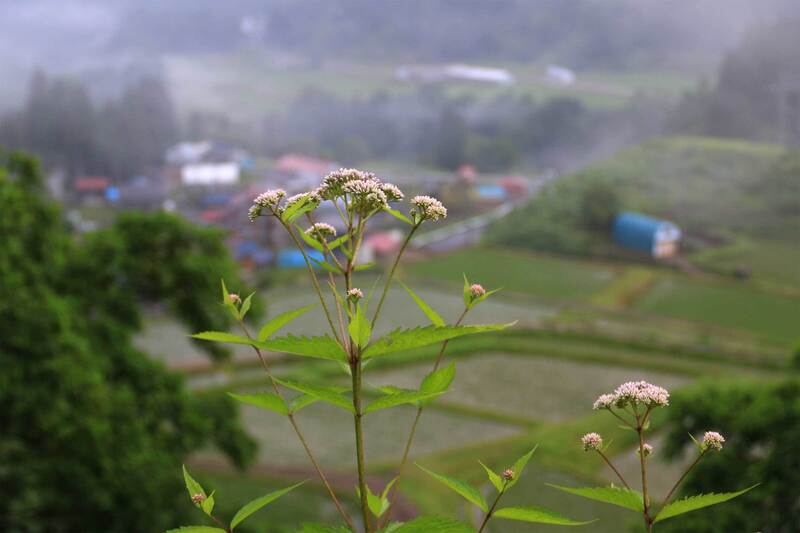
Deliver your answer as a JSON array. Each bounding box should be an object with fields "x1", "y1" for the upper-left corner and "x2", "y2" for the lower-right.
[
  {"x1": 502, "y1": 469, "x2": 515, "y2": 481},
  {"x1": 581, "y1": 432, "x2": 603, "y2": 451},
  {"x1": 702, "y1": 431, "x2": 725, "y2": 451},
  {"x1": 470, "y1": 284, "x2": 486, "y2": 298},
  {"x1": 191, "y1": 493, "x2": 206, "y2": 504}
]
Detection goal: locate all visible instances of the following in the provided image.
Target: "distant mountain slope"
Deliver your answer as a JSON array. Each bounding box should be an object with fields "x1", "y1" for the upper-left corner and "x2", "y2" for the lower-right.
[{"x1": 486, "y1": 136, "x2": 793, "y2": 255}]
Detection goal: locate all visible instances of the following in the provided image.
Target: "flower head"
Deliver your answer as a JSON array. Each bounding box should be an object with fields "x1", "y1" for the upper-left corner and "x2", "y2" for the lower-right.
[
  {"x1": 593, "y1": 393, "x2": 616, "y2": 410},
  {"x1": 502, "y1": 469, "x2": 515, "y2": 481},
  {"x1": 249, "y1": 189, "x2": 286, "y2": 220},
  {"x1": 638, "y1": 443, "x2": 654, "y2": 457},
  {"x1": 611, "y1": 381, "x2": 669, "y2": 409},
  {"x1": 305, "y1": 222, "x2": 337, "y2": 241},
  {"x1": 229, "y1": 293, "x2": 241, "y2": 305},
  {"x1": 410, "y1": 195, "x2": 447, "y2": 222},
  {"x1": 342, "y1": 178, "x2": 389, "y2": 213},
  {"x1": 347, "y1": 288, "x2": 364, "y2": 301},
  {"x1": 581, "y1": 432, "x2": 603, "y2": 451},
  {"x1": 191, "y1": 493, "x2": 206, "y2": 504},
  {"x1": 318, "y1": 168, "x2": 377, "y2": 200},
  {"x1": 701, "y1": 431, "x2": 725, "y2": 452},
  {"x1": 381, "y1": 182, "x2": 405, "y2": 202},
  {"x1": 470, "y1": 284, "x2": 486, "y2": 299}
]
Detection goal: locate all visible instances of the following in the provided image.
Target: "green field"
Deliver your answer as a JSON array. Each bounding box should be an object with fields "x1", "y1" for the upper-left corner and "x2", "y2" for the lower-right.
[
  {"x1": 634, "y1": 276, "x2": 800, "y2": 345},
  {"x1": 164, "y1": 53, "x2": 694, "y2": 121},
  {"x1": 155, "y1": 237, "x2": 797, "y2": 531},
  {"x1": 407, "y1": 247, "x2": 616, "y2": 303}
]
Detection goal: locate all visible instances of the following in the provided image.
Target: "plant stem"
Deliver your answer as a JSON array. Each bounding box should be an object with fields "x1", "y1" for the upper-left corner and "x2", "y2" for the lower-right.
[
  {"x1": 657, "y1": 451, "x2": 706, "y2": 514},
  {"x1": 370, "y1": 223, "x2": 419, "y2": 328},
  {"x1": 636, "y1": 411, "x2": 653, "y2": 532},
  {"x1": 596, "y1": 450, "x2": 631, "y2": 489},
  {"x1": 381, "y1": 307, "x2": 469, "y2": 525},
  {"x1": 351, "y1": 358, "x2": 371, "y2": 532},
  {"x1": 280, "y1": 219, "x2": 340, "y2": 341},
  {"x1": 477, "y1": 482, "x2": 507, "y2": 533},
  {"x1": 238, "y1": 321, "x2": 355, "y2": 530}
]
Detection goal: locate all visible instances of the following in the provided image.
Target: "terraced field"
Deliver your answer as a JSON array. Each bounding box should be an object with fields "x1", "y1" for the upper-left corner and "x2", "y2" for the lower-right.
[{"x1": 149, "y1": 245, "x2": 795, "y2": 531}]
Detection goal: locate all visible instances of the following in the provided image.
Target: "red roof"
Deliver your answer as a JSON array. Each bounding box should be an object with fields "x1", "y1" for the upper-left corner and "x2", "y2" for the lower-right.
[
  {"x1": 74, "y1": 176, "x2": 111, "y2": 192},
  {"x1": 366, "y1": 231, "x2": 402, "y2": 254},
  {"x1": 276, "y1": 154, "x2": 335, "y2": 176}
]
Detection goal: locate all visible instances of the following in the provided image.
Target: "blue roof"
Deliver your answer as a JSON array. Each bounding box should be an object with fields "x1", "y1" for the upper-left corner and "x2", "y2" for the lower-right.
[
  {"x1": 612, "y1": 212, "x2": 679, "y2": 254},
  {"x1": 277, "y1": 249, "x2": 325, "y2": 269},
  {"x1": 475, "y1": 185, "x2": 507, "y2": 200}
]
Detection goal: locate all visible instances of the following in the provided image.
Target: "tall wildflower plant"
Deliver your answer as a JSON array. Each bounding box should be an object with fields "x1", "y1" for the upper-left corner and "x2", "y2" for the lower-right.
[
  {"x1": 550, "y1": 381, "x2": 756, "y2": 532},
  {"x1": 168, "y1": 169, "x2": 589, "y2": 532}
]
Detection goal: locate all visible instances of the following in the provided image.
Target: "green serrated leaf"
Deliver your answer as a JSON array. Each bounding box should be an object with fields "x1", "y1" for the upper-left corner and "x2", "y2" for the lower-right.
[
  {"x1": 391, "y1": 515, "x2": 476, "y2": 532},
  {"x1": 289, "y1": 394, "x2": 320, "y2": 413},
  {"x1": 231, "y1": 481, "x2": 305, "y2": 529},
  {"x1": 228, "y1": 392, "x2": 288, "y2": 416},
  {"x1": 310, "y1": 256, "x2": 341, "y2": 274},
  {"x1": 478, "y1": 461, "x2": 504, "y2": 492},
  {"x1": 165, "y1": 527, "x2": 227, "y2": 533},
  {"x1": 364, "y1": 483, "x2": 388, "y2": 518},
  {"x1": 385, "y1": 208, "x2": 414, "y2": 225},
  {"x1": 258, "y1": 334, "x2": 348, "y2": 361},
  {"x1": 348, "y1": 304, "x2": 372, "y2": 348},
  {"x1": 191, "y1": 331, "x2": 254, "y2": 346},
  {"x1": 473, "y1": 287, "x2": 501, "y2": 307},
  {"x1": 493, "y1": 506, "x2": 594, "y2": 526},
  {"x1": 221, "y1": 279, "x2": 239, "y2": 320},
  {"x1": 399, "y1": 281, "x2": 445, "y2": 326},
  {"x1": 547, "y1": 484, "x2": 644, "y2": 512},
  {"x1": 418, "y1": 362, "x2": 455, "y2": 406},
  {"x1": 507, "y1": 445, "x2": 537, "y2": 489},
  {"x1": 416, "y1": 464, "x2": 487, "y2": 512},
  {"x1": 362, "y1": 323, "x2": 514, "y2": 360},
  {"x1": 284, "y1": 196, "x2": 316, "y2": 223},
  {"x1": 462, "y1": 274, "x2": 471, "y2": 308},
  {"x1": 182, "y1": 465, "x2": 206, "y2": 500},
  {"x1": 274, "y1": 378, "x2": 355, "y2": 413},
  {"x1": 327, "y1": 233, "x2": 351, "y2": 250},
  {"x1": 365, "y1": 389, "x2": 444, "y2": 414},
  {"x1": 295, "y1": 225, "x2": 325, "y2": 252},
  {"x1": 239, "y1": 292, "x2": 255, "y2": 319},
  {"x1": 258, "y1": 305, "x2": 316, "y2": 341},
  {"x1": 654, "y1": 485, "x2": 758, "y2": 523},
  {"x1": 201, "y1": 490, "x2": 215, "y2": 516}
]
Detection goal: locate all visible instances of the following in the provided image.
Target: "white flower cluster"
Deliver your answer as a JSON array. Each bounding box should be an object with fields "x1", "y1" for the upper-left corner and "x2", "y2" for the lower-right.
[
  {"x1": 581, "y1": 432, "x2": 603, "y2": 451},
  {"x1": 347, "y1": 288, "x2": 364, "y2": 300},
  {"x1": 342, "y1": 178, "x2": 389, "y2": 213},
  {"x1": 316, "y1": 168, "x2": 404, "y2": 215},
  {"x1": 305, "y1": 222, "x2": 337, "y2": 241},
  {"x1": 701, "y1": 431, "x2": 725, "y2": 451},
  {"x1": 249, "y1": 189, "x2": 286, "y2": 220},
  {"x1": 469, "y1": 283, "x2": 486, "y2": 298},
  {"x1": 411, "y1": 195, "x2": 447, "y2": 222},
  {"x1": 638, "y1": 443, "x2": 654, "y2": 457},
  {"x1": 593, "y1": 381, "x2": 669, "y2": 410}
]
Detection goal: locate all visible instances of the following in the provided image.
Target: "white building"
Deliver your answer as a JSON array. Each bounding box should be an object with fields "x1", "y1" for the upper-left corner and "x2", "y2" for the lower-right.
[{"x1": 181, "y1": 163, "x2": 240, "y2": 186}]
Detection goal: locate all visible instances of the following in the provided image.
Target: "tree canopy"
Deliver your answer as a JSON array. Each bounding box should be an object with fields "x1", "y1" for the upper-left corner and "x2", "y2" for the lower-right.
[{"x1": 0, "y1": 150, "x2": 257, "y2": 532}]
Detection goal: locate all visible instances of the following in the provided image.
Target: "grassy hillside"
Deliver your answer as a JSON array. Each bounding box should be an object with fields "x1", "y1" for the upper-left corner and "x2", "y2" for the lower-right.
[{"x1": 486, "y1": 136, "x2": 798, "y2": 284}]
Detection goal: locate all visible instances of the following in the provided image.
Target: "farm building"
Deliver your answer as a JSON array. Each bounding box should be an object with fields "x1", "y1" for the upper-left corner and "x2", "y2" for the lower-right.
[{"x1": 612, "y1": 212, "x2": 681, "y2": 258}]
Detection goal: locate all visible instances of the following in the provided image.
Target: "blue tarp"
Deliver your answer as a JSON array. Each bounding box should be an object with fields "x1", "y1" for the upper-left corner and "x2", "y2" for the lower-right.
[
  {"x1": 277, "y1": 249, "x2": 325, "y2": 269},
  {"x1": 612, "y1": 212, "x2": 678, "y2": 255}
]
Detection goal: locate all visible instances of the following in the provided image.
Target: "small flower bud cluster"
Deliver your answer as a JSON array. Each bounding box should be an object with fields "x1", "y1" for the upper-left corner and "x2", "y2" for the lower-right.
[
  {"x1": 502, "y1": 469, "x2": 515, "y2": 481},
  {"x1": 347, "y1": 288, "x2": 364, "y2": 300},
  {"x1": 249, "y1": 189, "x2": 287, "y2": 220},
  {"x1": 342, "y1": 178, "x2": 389, "y2": 213},
  {"x1": 470, "y1": 284, "x2": 486, "y2": 299},
  {"x1": 229, "y1": 293, "x2": 241, "y2": 305},
  {"x1": 581, "y1": 432, "x2": 603, "y2": 451},
  {"x1": 381, "y1": 182, "x2": 405, "y2": 201},
  {"x1": 285, "y1": 190, "x2": 320, "y2": 211},
  {"x1": 701, "y1": 431, "x2": 725, "y2": 451},
  {"x1": 305, "y1": 222, "x2": 337, "y2": 241},
  {"x1": 638, "y1": 443, "x2": 654, "y2": 457},
  {"x1": 191, "y1": 493, "x2": 206, "y2": 504},
  {"x1": 593, "y1": 381, "x2": 669, "y2": 410},
  {"x1": 410, "y1": 195, "x2": 447, "y2": 222}
]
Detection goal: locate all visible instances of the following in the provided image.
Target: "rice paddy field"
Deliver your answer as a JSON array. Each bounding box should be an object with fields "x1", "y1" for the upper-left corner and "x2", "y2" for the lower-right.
[{"x1": 144, "y1": 244, "x2": 796, "y2": 532}]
